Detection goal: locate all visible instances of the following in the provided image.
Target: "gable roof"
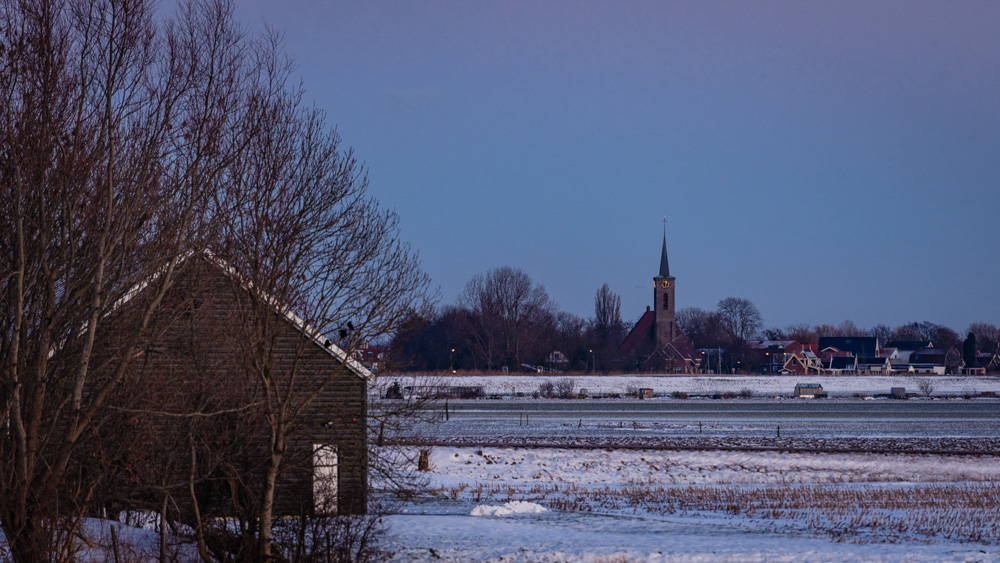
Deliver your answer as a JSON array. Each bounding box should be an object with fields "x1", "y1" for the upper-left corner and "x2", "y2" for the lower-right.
[
  {"x1": 828, "y1": 356, "x2": 858, "y2": 370},
  {"x1": 118, "y1": 250, "x2": 372, "y2": 380},
  {"x1": 665, "y1": 335, "x2": 700, "y2": 362},
  {"x1": 618, "y1": 310, "x2": 655, "y2": 357},
  {"x1": 745, "y1": 340, "x2": 798, "y2": 350},
  {"x1": 817, "y1": 336, "x2": 877, "y2": 359},
  {"x1": 203, "y1": 253, "x2": 372, "y2": 380},
  {"x1": 887, "y1": 340, "x2": 932, "y2": 351}
]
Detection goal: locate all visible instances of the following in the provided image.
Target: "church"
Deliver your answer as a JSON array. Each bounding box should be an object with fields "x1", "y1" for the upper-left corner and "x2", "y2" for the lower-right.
[{"x1": 617, "y1": 231, "x2": 702, "y2": 373}]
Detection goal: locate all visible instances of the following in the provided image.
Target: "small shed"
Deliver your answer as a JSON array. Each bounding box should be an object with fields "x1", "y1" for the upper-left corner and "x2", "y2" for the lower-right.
[
  {"x1": 891, "y1": 387, "x2": 906, "y2": 398},
  {"x1": 637, "y1": 388, "x2": 654, "y2": 399},
  {"x1": 794, "y1": 383, "x2": 825, "y2": 398}
]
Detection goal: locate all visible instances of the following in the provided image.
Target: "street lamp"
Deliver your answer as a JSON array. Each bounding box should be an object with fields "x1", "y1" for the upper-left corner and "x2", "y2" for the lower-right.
[
  {"x1": 450, "y1": 348, "x2": 455, "y2": 373},
  {"x1": 588, "y1": 349, "x2": 594, "y2": 373}
]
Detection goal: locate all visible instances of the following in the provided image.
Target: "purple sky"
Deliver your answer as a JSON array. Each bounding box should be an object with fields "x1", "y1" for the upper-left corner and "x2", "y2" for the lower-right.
[{"x1": 231, "y1": 1, "x2": 1000, "y2": 332}]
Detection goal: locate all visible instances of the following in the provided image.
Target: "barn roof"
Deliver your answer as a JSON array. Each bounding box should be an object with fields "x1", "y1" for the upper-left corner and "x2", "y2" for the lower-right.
[
  {"x1": 202, "y1": 252, "x2": 373, "y2": 380},
  {"x1": 116, "y1": 250, "x2": 372, "y2": 380}
]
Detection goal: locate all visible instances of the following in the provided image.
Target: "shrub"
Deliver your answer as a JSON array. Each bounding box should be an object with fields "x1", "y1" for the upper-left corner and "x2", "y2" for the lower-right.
[{"x1": 555, "y1": 378, "x2": 575, "y2": 398}]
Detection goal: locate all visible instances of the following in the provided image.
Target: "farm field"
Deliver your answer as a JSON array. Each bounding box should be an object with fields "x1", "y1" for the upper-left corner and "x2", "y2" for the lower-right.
[
  {"x1": 381, "y1": 446, "x2": 1000, "y2": 562},
  {"x1": 378, "y1": 396, "x2": 1000, "y2": 562}
]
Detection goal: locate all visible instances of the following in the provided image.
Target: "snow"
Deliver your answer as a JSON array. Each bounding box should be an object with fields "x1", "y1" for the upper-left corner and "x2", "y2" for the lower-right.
[
  {"x1": 382, "y1": 445, "x2": 1000, "y2": 561},
  {"x1": 380, "y1": 374, "x2": 1000, "y2": 398},
  {"x1": 471, "y1": 500, "x2": 548, "y2": 516}
]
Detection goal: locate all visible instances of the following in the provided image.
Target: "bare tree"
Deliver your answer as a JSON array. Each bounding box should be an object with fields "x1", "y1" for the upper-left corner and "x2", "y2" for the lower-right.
[
  {"x1": 676, "y1": 307, "x2": 731, "y2": 350},
  {"x1": 0, "y1": 0, "x2": 241, "y2": 558},
  {"x1": 593, "y1": 283, "x2": 623, "y2": 338},
  {"x1": 1, "y1": 1, "x2": 429, "y2": 561},
  {"x1": 212, "y1": 46, "x2": 430, "y2": 559},
  {"x1": 869, "y1": 323, "x2": 893, "y2": 346},
  {"x1": 836, "y1": 320, "x2": 866, "y2": 337},
  {"x1": 785, "y1": 324, "x2": 817, "y2": 345},
  {"x1": 458, "y1": 266, "x2": 554, "y2": 370},
  {"x1": 717, "y1": 297, "x2": 763, "y2": 343},
  {"x1": 590, "y1": 284, "x2": 624, "y2": 371},
  {"x1": 967, "y1": 322, "x2": 999, "y2": 354},
  {"x1": 917, "y1": 379, "x2": 934, "y2": 397}
]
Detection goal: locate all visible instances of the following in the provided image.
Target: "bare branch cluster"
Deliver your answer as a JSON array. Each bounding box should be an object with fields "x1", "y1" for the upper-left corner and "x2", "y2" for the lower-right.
[{"x1": 0, "y1": 0, "x2": 429, "y2": 560}]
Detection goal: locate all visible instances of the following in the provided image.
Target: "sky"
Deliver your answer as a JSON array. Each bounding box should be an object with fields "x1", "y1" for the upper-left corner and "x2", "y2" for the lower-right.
[{"x1": 229, "y1": 1, "x2": 1000, "y2": 332}]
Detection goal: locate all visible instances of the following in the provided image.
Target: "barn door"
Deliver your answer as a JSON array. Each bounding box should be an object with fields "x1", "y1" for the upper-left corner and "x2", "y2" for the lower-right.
[{"x1": 313, "y1": 444, "x2": 338, "y2": 514}]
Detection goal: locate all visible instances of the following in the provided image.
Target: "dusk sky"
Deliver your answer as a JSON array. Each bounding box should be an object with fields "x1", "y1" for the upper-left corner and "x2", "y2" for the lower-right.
[{"x1": 233, "y1": 1, "x2": 999, "y2": 332}]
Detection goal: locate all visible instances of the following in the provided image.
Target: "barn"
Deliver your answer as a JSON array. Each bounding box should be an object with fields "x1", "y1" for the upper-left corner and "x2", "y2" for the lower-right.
[{"x1": 98, "y1": 253, "x2": 371, "y2": 517}]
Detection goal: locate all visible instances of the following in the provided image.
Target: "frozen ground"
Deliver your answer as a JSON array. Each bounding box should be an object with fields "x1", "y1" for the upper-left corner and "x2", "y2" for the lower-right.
[
  {"x1": 395, "y1": 399, "x2": 1000, "y2": 452},
  {"x1": 381, "y1": 446, "x2": 1000, "y2": 562},
  {"x1": 381, "y1": 374, "x2": 1000, "y2": 398}
]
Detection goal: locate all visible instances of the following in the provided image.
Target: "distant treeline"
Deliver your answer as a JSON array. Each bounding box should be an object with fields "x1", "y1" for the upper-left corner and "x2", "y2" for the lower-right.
[{"x1": 389, "y1": 267, "x2": 999, "y2": 373}]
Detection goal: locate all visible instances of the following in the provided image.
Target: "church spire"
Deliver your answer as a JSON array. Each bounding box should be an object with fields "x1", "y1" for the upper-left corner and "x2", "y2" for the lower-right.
[{"x1": 658, "y1": 218, "x2": 670, "y2": 278}]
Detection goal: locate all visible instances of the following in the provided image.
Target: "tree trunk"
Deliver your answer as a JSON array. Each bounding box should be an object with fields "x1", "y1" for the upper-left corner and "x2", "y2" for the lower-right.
[{"x1": 258, "y1": 445, "x2": 284, "y2": 562}]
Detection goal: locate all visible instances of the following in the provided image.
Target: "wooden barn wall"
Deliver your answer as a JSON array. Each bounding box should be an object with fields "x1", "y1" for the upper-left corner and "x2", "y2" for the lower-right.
[{"x1": 99, "y1": 257, "x2": 368, "y2": 518}]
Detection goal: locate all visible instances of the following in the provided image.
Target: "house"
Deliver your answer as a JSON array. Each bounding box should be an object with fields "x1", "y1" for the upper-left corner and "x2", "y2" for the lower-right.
[
  {"x1": 744, "y1": 340, "x2": 804, "y2": 373},
  {"x1": 794, "y1": 383, "x2": 826, "y2": 398},
  {"x1": 826, "y1": 356, "x2": 858, "y2": 374},
  {"x1": 818, "y1": 346, "x2": 853, "y2": 365},
  {"x1": 353, "y1": 344, "x2": 386, "y2": 373},
  {"x1": 101, "y1": 254, "x2": 371, "y2": 517},
  {"x1": 781, "y1": 349, "x2": 824, "y2": 376},
  {"x1": 878, "y1": 347, "x2": 899, "y2": 360},
  {"x1": 817, "y1": 337, "x2": 879, "y2": 359},
  {"x1": 887, "y1": 340, "x2": 932, "y2": 364},
  {"x1": 910, "y1": 346, "x2": 962, "y2": 374},
  {"x1": 857, "y1": 357, "x2": 891, "y2": 375},
  {"x1": 889, "y1": 361, "x2": 915, "y2": 374},
  {"x1": 972, "y1": 350, "x2": 1000, "y2": 373}
]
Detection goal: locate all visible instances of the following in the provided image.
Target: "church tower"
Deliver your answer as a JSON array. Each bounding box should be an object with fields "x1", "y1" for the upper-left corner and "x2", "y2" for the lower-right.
[
  {"x1": 654, "y1": 230, "x2": 676, "y2": 348},
  {"x1": 617, "y1": 221, "x2": 700, "y2": 372}
]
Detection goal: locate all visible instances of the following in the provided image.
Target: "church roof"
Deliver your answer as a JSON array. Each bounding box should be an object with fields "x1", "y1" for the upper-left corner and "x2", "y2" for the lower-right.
[
  {"x1": 617, "y1": 310, "x2": 655, "y2": 358},
  {"x1": 658, "y1": 233, "x2": 671, "y2": 278}
]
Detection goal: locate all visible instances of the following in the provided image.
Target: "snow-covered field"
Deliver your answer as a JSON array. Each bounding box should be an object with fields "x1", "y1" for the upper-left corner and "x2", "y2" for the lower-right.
[
  {"x1": 381, "y1": 374, "x2": 1000, "y2": 398},
  {"x1": 382, "y1": 446, "x2": 1000, "y2": 562},
  {"x1": 378, "y1": 388, "x2": 1000, "y2": 562}
]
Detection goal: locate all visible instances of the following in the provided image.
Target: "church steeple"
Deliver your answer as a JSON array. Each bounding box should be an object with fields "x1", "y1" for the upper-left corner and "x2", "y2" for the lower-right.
[
  {"x1": 658, "y1": 218, "x2": 672, "y2": 278},
  {"x1": 658, "y1": 234, "x2": 670, "y2": 278}
]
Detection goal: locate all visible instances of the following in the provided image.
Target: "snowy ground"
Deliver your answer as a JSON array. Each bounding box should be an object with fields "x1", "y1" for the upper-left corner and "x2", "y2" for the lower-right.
[
  {"x1": 381, "y1": 446, "x2": 1000, "y2": 562},
  {"x1": 378, "y1": 395, "x2": 1000, "y2": 562},
  {"x1": 380, "y1": 374, "x2": 1000, "y2": 398}
]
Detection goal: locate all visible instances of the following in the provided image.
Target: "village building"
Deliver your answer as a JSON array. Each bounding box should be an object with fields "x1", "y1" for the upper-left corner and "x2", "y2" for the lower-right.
[
  {"x1": 817, "y1": 336, "x2": 879, "y2": 360},
  {"x1": 781, "y1": 349, "x2": 824, "y2": 375},
  {"x1": 826, "y1": 356, "x2": 858, "y2": 374},
  {"x1": 857, "y1": 356, "x2": 892, "y2": 374},
  {"x1": 618, "y1": 230, "x2": 701, "y2": 373},
  {"x1": 910, "y1": 346, "x2": 962, "y2": 374},
  {"x1": 744, "y1": 340, "x2": 804, "y2": 373},
  {"x1": 887, "y1": 340, "x2": 932, "y2": 364}
]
